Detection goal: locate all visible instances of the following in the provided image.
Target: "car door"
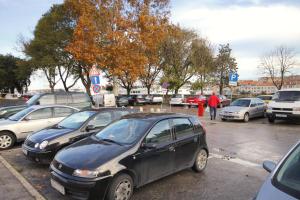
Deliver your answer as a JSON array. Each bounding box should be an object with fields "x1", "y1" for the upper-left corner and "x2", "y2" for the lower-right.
[
  {"x1": 135, "y1": 119, "x2": 175, "y2": 185},
  {"x1": 172, "y1": 118, "x2": 198, "y2": 170},
  {"x1": 249, "y1": 100, "x2": 258, "y2": 118},
  {"x1": 256, "y1": 99, "x2": 266, "y2": 117},
  {"x1": 17, "y1": 107, "x2": 53, "y2": 139}
]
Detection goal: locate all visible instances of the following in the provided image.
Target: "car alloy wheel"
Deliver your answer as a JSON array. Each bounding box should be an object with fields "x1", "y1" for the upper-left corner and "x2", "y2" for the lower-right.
[
  {"x1": 108, "y1": 174, "x2": 133, "y2": 200},
  {"x1": 0, "y1": 133, "x2": 14, "y2": 149},
  {"x1": 193, "y1": 149, "x2": 208, "y2": 172}
]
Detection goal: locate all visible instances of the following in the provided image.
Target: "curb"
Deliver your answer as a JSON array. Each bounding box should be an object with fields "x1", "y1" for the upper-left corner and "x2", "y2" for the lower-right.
[{"x1": 0, "y1": 155, "x2": 46, "y2": 200}]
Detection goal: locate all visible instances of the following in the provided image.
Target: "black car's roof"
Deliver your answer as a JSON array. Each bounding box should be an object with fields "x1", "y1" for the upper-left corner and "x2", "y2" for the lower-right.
[
  {"x1": 81, "y1": 107, "x2": 138, "y2": 112},
  {"x1": 121, "y1": 112, "x2": 192, "y2": 122}
]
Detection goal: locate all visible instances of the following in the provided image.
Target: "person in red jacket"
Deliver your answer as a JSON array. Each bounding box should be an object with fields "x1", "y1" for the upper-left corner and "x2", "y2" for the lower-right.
[{"x1": 208, "y1": 92, "x2": 220, "y2": 120}]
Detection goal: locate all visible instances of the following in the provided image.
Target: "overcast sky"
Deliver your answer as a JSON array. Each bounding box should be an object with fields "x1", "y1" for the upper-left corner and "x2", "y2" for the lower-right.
[{"x1": 0, "y1": 0, "x2": 300, "y2": 90}]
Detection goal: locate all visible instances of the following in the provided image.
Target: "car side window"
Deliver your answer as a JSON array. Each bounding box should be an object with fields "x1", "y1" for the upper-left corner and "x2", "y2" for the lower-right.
[
  {"x1": 39, "y1": 94, "x2": 55, "y2": 105},
  {"x1": 145, "y1": 120, "x2": 172, "y2": 144},
  {"x1": 172, "y1": 118, "x2": 194, "y2": 139},
  {"x1": 114, "y1": 110, "x2": 130, "y2": 119},
  {"x1": 26, "y1": 108, "x2": 52, "y2": 120},
  {"x1": 88, "y1": 112, "x2": 112, "y2": 127},
  {"x1": 54, "y1": 107, "x2": 75, "y2": 118},
  {"x1": 56, "y1": 94, "x2": 71, "y2": 104}
]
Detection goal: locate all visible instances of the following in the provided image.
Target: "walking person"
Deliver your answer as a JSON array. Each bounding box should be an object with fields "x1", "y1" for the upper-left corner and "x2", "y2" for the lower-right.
[{"x1": 208, "y1": 92, "x2": 220, "y2": 120}]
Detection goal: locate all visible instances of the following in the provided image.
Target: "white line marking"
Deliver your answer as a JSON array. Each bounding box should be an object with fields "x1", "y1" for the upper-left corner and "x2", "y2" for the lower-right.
[
  {"x1": 0, "y1": 155, "x2": 46, "y2": 200},
  {"x1": 210, "y1": 153, "x2": 261, "y2": 168}
]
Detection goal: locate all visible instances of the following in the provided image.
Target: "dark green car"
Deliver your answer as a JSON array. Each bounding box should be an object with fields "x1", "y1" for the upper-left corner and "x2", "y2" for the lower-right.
[{"x1": 0, "y1": 92, "x2": 92, "y2": 119}]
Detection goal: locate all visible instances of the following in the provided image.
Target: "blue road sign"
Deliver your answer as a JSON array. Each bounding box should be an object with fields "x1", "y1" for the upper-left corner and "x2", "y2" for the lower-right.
[
  {"x1": 90, "y1": 76, "x2": 100, "y2": 85},
  {"x1": 229, "y1": 73, "x2": 238, "y2": 86}
]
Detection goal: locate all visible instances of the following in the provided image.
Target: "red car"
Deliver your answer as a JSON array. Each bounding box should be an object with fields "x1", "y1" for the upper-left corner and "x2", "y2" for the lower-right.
[{"x1": 184, "y1": 95, "x2": 207, "y2": 106}]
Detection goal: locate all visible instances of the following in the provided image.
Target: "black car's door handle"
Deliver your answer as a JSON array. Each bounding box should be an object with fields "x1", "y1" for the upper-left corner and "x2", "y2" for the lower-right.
[{"x1": 168, "y1": 146, "x2": 175, "y2": 152}]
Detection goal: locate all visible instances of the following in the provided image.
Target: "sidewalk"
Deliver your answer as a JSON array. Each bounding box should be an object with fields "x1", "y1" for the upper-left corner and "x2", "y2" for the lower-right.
[{"x1": 0, "y1": 155, "x2": 44, "y2": 200}]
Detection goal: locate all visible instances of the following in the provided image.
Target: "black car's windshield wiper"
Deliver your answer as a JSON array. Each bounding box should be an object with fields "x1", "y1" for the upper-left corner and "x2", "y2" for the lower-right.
[{"x1": 99, "y1": 138, "x2": 123, "y2": 146}]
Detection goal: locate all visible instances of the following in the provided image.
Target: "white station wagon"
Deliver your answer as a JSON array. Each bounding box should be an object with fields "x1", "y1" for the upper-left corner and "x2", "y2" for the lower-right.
[{"x1": 0, "y1": 105, "x2": 79, "y2": 150}]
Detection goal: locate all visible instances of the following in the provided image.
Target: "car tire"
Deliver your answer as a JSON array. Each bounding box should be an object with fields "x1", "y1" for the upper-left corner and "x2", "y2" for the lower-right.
[
  {"x1": 268, "y1": 116, "x2": 275, "y2": 123},
  {"x1": 243, "y1": 113, "x2": 249, "y2": 122},
  {"x1": 221, "y1": 118, "x2": 227, "y2": 121},
  {"x1": 0, "y1": 132, "x2": 15, "y2": 150},
  {"x1": 107, "y1": 174, "x2": 133, "y2": 200},
  {"x1": 192, "y1": 149, "x2": 208, "y2": 173}
]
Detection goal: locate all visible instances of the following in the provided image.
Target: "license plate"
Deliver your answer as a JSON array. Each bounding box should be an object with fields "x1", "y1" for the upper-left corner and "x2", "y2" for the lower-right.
[
  {"x1": 22, "y1": 148, "x2": 27, "y2": 155},
  {"x1": 51, "y1": 179, "x2": 65, "y2": 195},
  {"x1": 276, "y1": 114, "x2": 287, "y2": 118}
]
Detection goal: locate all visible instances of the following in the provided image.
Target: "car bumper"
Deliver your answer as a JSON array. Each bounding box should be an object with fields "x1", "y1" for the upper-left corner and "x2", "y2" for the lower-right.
[
  {"x1": 266, "y1": 112, "x2": 300, "y2": 120},
  {"x1": 22, "y1": 144, "x2": 55, "y2": 164},
  {"x1": 219, "y1": 114, "x2": 244, "y2": 120},
  {"x1": 50, "y1": 165, "x2": 112, "y2": 200}
]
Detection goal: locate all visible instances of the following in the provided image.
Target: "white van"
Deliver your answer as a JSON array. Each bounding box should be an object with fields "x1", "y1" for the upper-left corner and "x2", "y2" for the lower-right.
[
  {"x1": 266, "y1": 88, "x2": 300, "y2": 123},
  {"x1": 93, "y1": 94, "x2": 116, "y2": 107}
]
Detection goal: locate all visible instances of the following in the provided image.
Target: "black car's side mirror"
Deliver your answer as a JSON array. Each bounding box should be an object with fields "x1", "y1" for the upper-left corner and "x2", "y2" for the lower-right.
[
  {"x1": 86, "y1": 125, "x2": 96, "y2": 132},
  {"x1": 141, "y1": 143, "x2": 157, "y2": 150},
  {"x1": 263, "y1": 160, "x2": 276, "y2": 173}
]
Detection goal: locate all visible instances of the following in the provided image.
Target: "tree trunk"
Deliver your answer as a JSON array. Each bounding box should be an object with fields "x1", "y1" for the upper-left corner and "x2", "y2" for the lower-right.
[
  {"x1": 50, "y1": 85, "x2": 55, "y2": 93},
  {"x1": 174, "y1": 88, "x2": 179, "y2": 95},
  {"x1": 126, "y1": 87, "x2": 131, "y2": 96},
  {"x1": 147, "y1": 85, "x2": 151, "y2": 95}
]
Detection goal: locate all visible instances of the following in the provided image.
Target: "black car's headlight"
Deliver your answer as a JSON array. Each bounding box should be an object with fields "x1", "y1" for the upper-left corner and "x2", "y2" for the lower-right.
[{"x1": 73, "y1": 169, "x2": 111, "y2": 178}]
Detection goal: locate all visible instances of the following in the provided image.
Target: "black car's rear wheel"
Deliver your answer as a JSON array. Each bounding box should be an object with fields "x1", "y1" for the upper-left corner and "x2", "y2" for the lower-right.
[
  {"x1": 192, "y1": 149, "x2": 208, "y2": 173},
  {"x1": 0, "y1": 132, "x2": 15, "y2": 150},
  {"x1": 107, "y1": 174, "x2": 133, "y2": 200}
]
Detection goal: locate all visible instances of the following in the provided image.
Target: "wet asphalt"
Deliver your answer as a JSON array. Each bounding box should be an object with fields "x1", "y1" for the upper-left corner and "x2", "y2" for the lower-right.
[{"x1": 0, "y1": 105, "x2": 299, "y2": 200}]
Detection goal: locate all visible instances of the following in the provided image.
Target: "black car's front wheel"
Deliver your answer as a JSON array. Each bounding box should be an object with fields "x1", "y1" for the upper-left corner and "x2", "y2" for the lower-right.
[
  {"x1": 192, "y1": 149, "x2": 208, "y2": 173},
  {"x1": 107, "y1": 174, "x2": 133, "y2": 200}
]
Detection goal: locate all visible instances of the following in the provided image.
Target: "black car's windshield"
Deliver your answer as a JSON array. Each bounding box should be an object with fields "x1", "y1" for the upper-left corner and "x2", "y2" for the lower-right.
[
  {"x1": 26, "y1": 94, "x2": 41, "y2": 106},
  {"x1": 231, "y1": 99, "x2": 251, "y2": 107},
  {"x1": 273, "y1": 91, "x2": 300, "y2": 101},
  {"x1": 274, "y1": 144, "x2": 300, "y2": 199},
  {"x1": 58, "y1": 111, "x2": 96, "y2": 129},
  {"x1": 95, "y1": 119, "x2": 151, "y2": 145},
  {"x1": 8, "y1": 107, "x2": 35, "y2": 121}
]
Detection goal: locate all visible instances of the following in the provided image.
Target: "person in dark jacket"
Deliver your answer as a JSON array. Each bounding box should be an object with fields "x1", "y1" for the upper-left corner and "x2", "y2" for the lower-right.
[{"x1": 208, "y1": 92, "x2": 220, "y2": 120}]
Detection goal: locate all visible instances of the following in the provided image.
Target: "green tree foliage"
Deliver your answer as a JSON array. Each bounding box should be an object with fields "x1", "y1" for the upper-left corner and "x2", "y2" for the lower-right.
[
  {"x1": 0, "y1": 54, "x2": 32, "y2": 94},
  {"x1": 24, "y1": 4, "x2": 79, "y2": 92},
  {"x1": 214, "y1": 44, "x2": 238, "y2": 94}
]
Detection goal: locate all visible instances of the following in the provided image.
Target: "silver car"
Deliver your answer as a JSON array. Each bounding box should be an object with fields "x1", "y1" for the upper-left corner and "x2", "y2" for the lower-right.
[
  {"x1": 0, "y1": 105, "x2": 79, "y2": 150},
  {"x1": 255, "y1": 141, "x2": 300, "y2": 200},
  {"x1": 219, "y1": 98, "x2": 266, "y2": 122}
]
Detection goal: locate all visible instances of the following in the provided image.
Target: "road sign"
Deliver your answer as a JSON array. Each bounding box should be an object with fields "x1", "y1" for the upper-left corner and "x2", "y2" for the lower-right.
[
  {"x1": 90, "y1": 76, "x2": 100, "y2": 85},
  {"x1": 229, "y1": 73, "x2": 238, "y2": 86},
  {"x1": 92, "y1": 85, "x2": 101, "y2": 94}
]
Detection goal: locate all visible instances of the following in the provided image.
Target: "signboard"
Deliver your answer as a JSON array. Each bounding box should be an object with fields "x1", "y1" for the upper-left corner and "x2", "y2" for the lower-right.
[
  {"x1": 89, "y1": 65, "x2": 101, "y2": 94},
  {"x1": 229, "y1": 73, "x2": 238, "y2": 86}
]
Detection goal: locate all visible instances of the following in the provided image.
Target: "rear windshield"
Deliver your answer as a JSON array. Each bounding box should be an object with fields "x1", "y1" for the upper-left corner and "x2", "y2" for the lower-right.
[
  {"x1": 26, "y1": 94, "x2": 41, "y2": 106},
  {"x1": 273, "y1": 144, "x2": 300, "y2": 199},
  {"x1": 257, "y1": 96, "x2": 272, "y2": 101},
  {"x1": 273, "y1": 91, "x2": 300, "y2": 101}
]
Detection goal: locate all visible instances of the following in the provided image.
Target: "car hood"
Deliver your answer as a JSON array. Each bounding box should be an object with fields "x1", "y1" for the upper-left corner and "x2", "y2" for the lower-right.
[
  {"x1": 0, "y1": 119, "x2": 17, "y2": 127},
  {"x1": 222, "y1": 106, "x2": 248, "y2": 113},
  {"x1": 29, "y1": 128, "x2": 75, "y2": 143},
  {"x1": 256, "y1": 178, "x2": 296, "y2": 200},
  {"x1": 55, "y1": 136, "x2": 131, "y2": 170}
]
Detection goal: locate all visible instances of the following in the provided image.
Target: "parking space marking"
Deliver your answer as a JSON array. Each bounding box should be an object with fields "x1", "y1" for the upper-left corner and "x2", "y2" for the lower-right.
[
  {"x1": 210, "y1": 153, "x2": 261, "y2": 168},
  {"x1": 0, "y1": 155, "x2": 46, "y2": 200}
]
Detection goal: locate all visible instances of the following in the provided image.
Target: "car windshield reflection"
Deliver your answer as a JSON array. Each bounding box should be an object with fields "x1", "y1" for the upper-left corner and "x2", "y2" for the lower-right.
[
  {"x1": 230, "y1": 99, "x2": 250, "y2": 107},
  {"x1": 95, "y1": 119, "x2": 151, "y2": 145},
  {"x1": 57, "y1": 111, "x2": 96, "y2": 129}
]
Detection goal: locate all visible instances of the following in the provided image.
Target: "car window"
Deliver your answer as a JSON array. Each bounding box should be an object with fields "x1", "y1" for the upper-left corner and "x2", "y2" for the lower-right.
[
  {"x1": 231, "y1": 99, "x2": 251, "y2": 107},
  {"x1": 172, "y1": 118, "x2": 194, "y2": 139},
  {"x1": 26, "y1": 94, "x2": 41, "y2": 106},
  {"x1": 58, "y1": 111, "x2": 96, "y2": 129},
  {"x1": 145, "y1": 120, "x2": 172, "y2": 144},
  {"x1": 88, "y1": 112, "x2": 112, "y2": 127},
  {"x1": 39, "y1": 94, "x2": 55, "y2": 105},
  {"x1": 27, "y1": 108, "x2": 52, "y2": 120},
  {"x1": 54, "y1": 107, "x2": 75, "y2": 118},
  {"x1": 114, "y1": 110, "x2": 130, "y2": 118},
  {"x1": 274, "y1": 144, "x2": 300, "y2": 199}
]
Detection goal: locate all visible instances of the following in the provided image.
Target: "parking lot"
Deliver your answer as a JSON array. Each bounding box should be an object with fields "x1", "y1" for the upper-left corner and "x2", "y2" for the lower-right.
[{"x1": 1, "y1": 105, "x2": 299, "y2": 200}]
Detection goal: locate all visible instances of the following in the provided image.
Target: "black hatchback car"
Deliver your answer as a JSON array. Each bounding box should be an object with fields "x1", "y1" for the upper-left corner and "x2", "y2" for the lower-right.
[
  {"x1": 50, "y1": 113, "x2": 208, "y2": 200},
  {"x1": 22, "y1": 108, "x2": 137, "y2": 164}
]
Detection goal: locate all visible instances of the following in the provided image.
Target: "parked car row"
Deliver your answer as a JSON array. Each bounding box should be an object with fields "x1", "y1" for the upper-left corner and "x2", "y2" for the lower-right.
[
  {"x1": 170, "y1": 94, "x2": 231, "y2": 108},
  {"x1": 116, "y1": 95, "x2": 163, "y2": 107}
]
